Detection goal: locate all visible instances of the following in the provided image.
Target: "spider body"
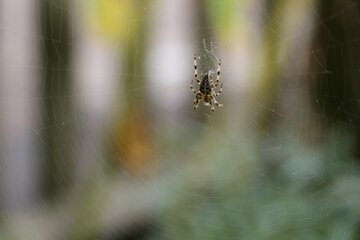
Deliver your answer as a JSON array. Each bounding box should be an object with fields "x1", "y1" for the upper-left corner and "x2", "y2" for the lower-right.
[
  {"x1": 198, "y1": 74, "x2": 212, "y2": 104},
  {"x1": 190, "y1": 54, "x2": 223, "y2": 112},
  {"x1": 200, "y1": 74, "x2": 212, "y2": 96}
]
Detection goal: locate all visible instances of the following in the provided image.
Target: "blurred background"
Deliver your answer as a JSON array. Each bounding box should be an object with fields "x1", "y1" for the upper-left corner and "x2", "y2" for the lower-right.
[{"x1": 1, "y1": 0, "x2": 360, "y2": 239}]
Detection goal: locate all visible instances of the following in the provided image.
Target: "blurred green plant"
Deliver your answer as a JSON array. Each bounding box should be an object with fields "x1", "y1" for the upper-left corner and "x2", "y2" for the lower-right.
[{"x1": 152, "y1": 127, "x2": 360, "y2": 240}]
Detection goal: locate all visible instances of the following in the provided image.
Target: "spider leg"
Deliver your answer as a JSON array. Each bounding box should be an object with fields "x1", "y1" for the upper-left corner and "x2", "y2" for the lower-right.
[
  {"x1": 193, "y1": 97, "x2": 200, "y2": 110},
  {"x1": 213, "y1": 59, "x2": 221, "y2": 88},
  {"x1": 213, "y1": 83, "x2": 223, "y2": 97},
  {"x1": 209, "y1": 100, "x2": 215, "y2": 112},
  {"x1": 190, "y1": 81, "x2": 197, "y2": 95},
  {"x1": 194, "y1": 54, "x2": 200, "y2": 84},
  {"x1": 212, "y1": 95, "x2": 223, "y2": 107}
]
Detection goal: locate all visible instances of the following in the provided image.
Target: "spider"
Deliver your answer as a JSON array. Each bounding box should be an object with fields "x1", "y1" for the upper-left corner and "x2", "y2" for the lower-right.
[{"x1": 190, "y1": 53, "x2": 223, "y2": 112}]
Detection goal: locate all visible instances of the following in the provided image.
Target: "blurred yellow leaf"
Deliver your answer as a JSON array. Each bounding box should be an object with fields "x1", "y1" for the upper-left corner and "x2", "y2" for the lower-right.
[{"x1": 85, "y1": 0, "x2": 139, "y2": 43}]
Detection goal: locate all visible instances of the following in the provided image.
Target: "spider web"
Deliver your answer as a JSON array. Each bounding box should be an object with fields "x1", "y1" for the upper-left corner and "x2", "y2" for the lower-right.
[{"x1": 1, "y1": 0, "x2": 360, "y2": 239}]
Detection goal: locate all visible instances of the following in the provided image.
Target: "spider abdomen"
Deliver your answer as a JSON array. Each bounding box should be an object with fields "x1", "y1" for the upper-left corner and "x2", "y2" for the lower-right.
[{"x1": 200, "y1": 75, "x2": 212, "y2": 95}]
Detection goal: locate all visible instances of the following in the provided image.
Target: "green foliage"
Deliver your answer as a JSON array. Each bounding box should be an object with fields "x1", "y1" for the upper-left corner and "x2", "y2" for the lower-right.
[{"x1": 152, "y1": 127, "x2": 360, "y2": 240}]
